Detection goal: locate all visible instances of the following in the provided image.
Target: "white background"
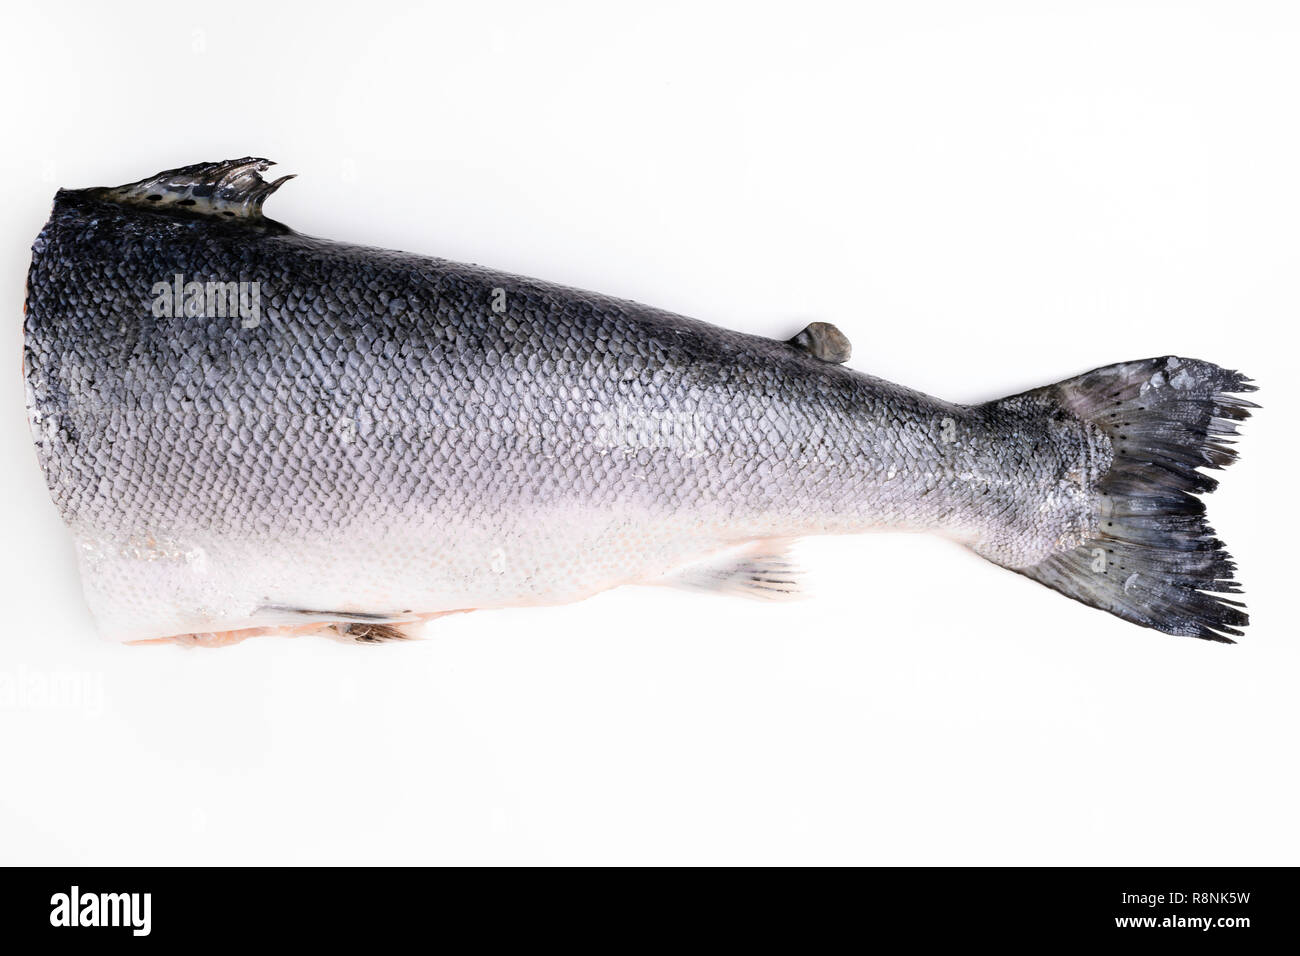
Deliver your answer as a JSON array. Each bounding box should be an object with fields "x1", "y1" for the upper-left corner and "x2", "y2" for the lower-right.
[{"x1": 1, "y1": 1, "x2": 1295, "y2": 865}]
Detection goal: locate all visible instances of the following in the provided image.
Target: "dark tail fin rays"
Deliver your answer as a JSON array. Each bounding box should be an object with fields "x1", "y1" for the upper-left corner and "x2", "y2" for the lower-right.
[{"x1": 1016, "y1": 356, "x2": 1256, "y2": 643}]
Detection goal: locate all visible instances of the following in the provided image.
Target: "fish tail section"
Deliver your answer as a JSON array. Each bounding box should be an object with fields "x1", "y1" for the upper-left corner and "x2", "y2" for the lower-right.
[{"x1": 1013, "y1": 356, "x2": 1256, "y2": 642}]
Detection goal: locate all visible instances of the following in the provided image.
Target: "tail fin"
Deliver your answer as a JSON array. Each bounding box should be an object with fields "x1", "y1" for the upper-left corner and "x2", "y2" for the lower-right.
[{"x1": 1009, "y1": 356, "x2": 1256, "y2": 642}]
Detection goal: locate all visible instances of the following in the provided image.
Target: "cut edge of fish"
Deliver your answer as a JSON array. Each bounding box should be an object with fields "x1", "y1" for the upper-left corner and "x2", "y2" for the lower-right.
[{"x1": 88, "y1": 157, "x2": 295, "y2": 221}]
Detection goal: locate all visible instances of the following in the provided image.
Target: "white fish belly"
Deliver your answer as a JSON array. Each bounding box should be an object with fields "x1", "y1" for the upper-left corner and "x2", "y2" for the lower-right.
[{"x1": 68, "y1": 503, "x2": 814, "y2": 642}]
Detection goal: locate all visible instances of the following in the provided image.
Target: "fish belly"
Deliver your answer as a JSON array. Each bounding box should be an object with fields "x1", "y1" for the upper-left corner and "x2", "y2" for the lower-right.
[{"x1": 66, "y1": 502, "x2": 787, "y2": 642}]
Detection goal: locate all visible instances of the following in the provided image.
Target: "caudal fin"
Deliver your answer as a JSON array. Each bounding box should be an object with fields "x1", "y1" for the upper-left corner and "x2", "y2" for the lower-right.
[{"x1": 1012, "y1": 356, "x2": 1256, "y2": 642}]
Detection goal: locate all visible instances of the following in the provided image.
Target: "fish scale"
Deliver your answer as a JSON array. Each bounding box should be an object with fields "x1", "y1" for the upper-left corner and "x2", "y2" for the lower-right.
[{"x1": 24, "y1": 159, "x2": 1254, "y2": 644}]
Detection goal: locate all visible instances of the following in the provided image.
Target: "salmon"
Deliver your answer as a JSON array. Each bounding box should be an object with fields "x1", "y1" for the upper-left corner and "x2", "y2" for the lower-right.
[{"x1": 24, "y1": 159, "x2": 1255, "y2": 644}]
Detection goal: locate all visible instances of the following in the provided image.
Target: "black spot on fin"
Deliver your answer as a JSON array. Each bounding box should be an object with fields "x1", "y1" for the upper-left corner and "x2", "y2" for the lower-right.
[
  {"x1": 93, "y1": 158, "x2": 294, "y2": 221},
  {"x1": 788, "y1": 322, "x2": 851, "y2": 364}
]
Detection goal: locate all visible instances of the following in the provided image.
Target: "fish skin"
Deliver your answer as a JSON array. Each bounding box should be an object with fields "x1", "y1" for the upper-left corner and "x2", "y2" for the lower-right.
[{"x1": 23, "y1": 160, "x2": 1253, "y2": 644}]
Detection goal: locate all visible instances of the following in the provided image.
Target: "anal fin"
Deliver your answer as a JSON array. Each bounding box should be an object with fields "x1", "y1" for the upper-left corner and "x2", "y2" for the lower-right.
[{"x1": 659, "y1": 540, "x2": 804, "y2": 601}]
